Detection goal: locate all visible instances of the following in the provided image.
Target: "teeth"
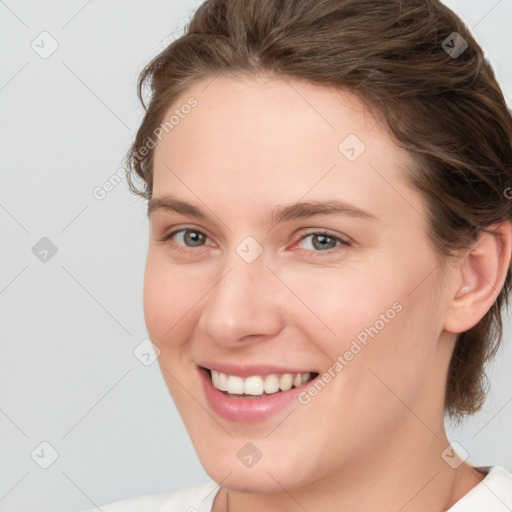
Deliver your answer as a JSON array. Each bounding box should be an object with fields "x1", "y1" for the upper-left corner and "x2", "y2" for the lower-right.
[
  {"x1": 217, "y1": 371, "x2": 228, "y2": 391},
  {"x1": 226, "y1": 375, "x2": 244, "y2": 394},
  {"x1": 264, "y1": 374, "x2": 280, "y2": 394},
  {"x1": 279, "y1": 373, "x2": 293, "y2": 391},
  {"x1": 244, "y1": 375, "x2": 264, "y2": 395},
  {"x1": 210, "y1": 370, "x2": 312, "y2": 396}
]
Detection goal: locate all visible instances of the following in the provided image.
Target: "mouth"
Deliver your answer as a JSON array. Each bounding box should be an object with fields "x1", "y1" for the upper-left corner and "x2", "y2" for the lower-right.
[{"x1": 202, "y1": 367, "x2": 319, "y2": 399}]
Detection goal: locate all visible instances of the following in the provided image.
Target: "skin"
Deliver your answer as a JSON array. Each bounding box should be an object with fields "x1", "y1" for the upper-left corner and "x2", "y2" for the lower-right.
[{"x1": 143, "y1": 74, "x2": 512, "y2": 512}]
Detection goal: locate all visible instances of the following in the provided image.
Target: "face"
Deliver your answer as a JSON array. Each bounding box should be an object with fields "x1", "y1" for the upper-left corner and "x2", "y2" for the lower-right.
[{"x1": 144, "y1": 75, "x2": 452, "y2": 493}]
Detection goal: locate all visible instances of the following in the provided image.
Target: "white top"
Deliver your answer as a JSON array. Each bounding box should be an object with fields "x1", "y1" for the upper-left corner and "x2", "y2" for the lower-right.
[{"x1": 78, "y1": 465, "x2": 512, "y2": 512}]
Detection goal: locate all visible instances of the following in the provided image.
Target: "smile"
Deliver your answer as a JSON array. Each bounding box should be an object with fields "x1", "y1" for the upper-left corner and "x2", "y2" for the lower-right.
[
  {"x1": 207, "y1": 369, "x2": 318, "y2": 398},
  {"x1": 198, "y1": 365, "x2": 320, "y2": 421}
]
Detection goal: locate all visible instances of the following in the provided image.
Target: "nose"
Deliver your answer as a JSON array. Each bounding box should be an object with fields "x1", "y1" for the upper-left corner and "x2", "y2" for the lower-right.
[{"x1": 196, "y1": 248, "x2": 284, "y2": 347}]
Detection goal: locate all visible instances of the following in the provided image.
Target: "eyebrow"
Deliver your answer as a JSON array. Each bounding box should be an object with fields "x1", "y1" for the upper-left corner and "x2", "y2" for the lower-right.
[{"x1": 147, "y1": 195, "x2": 378, "y2": 224}]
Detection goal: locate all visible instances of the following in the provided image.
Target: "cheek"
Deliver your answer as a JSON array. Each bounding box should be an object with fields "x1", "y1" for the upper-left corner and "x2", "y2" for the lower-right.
[
  {"x1": 278, "y1": 263, "x2": 403, "y2": 355},
  {"x1": 283, "y1": 273, "x2": 439, "y2": 451},
  {"x1": 282, "y1": 258, "x2": 440, "y2": 389},
  {"x1": 142, "y1": 250, "x2": 202, "y2": 346}
]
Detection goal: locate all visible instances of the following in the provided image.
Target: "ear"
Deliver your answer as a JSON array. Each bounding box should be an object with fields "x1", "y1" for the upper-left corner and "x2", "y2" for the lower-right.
[{"x1": 443, "y1": 221, "x2": 512, "y2": 334}]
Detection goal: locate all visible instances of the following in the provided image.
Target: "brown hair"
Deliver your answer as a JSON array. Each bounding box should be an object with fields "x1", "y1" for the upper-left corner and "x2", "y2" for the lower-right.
[{"x1": 125, "y1": 0, "x2": 512, "y2": 421}]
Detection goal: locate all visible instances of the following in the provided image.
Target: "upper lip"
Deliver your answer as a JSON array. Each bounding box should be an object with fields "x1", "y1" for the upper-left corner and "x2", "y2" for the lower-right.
[{"x1": 199, "y1": 362, "x2": 318, "y2": 378}]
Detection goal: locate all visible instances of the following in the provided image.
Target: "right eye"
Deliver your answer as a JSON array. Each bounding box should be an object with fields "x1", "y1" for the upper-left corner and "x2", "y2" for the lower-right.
[{"x1": 159, "y1": 228, "x2": 212, "y2": 251}]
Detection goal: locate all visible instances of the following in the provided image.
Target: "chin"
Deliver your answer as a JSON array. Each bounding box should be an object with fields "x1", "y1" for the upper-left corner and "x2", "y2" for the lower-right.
[
  {"x1": 203, "y1": 464, "x2": 294, "y2": 494},
  {"x1": 196, "y1": 443, "x2": 318, "y2": 494}
]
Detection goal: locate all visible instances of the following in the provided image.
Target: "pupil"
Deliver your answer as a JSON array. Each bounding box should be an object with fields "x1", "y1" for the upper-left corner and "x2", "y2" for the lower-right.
[
  {"x1": 313, "y1": 234, "x2": 334, "y2": 250},
  {"x1": 185, "y1": 231, "x2": 204, "y2": 247}
]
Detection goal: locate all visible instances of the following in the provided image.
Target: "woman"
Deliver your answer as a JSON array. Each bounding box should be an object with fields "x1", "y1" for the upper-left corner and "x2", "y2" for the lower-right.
[{"x1": 82, "y1": 0, "x2": 512, "y2": 510}]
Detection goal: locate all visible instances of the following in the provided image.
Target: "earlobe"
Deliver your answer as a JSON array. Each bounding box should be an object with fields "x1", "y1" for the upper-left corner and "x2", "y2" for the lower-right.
[{"x1": 443, "y1": 221, "x2": 512, "y2": 334}]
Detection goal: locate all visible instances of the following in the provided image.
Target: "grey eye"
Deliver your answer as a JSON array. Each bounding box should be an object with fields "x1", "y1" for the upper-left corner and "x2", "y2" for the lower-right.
[
  {"x1": 176, "y1": 229, "x2": 207, "y2": 247},
  {"x1": 299, "y1": 233, "x2": 340, "y2": 251}
]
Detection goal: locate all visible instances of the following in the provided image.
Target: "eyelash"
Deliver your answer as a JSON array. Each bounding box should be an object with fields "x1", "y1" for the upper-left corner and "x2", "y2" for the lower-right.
[{"x1": 157, "y1": 227, "x2": 351, "y2": 257}]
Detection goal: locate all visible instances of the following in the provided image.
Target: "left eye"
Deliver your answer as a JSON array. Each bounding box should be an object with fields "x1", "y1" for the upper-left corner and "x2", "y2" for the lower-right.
[{"x1": 294, "y1": 231, "x2": 349, "y2": 253}]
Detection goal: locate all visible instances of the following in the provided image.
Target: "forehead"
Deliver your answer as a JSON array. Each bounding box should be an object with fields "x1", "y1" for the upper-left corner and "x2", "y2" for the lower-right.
[
  {"x1": 151, "y1": 75, "x2": 419, "y2": 222},
  {"x1": 154, "y1": 74, "x2": 391, "y2": 159}
]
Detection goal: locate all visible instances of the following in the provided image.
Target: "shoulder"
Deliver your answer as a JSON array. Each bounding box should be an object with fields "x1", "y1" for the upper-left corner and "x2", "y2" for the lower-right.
[
  {"x1": 448, "y1": 465, "x2": 512, "y2": 511},
  {"x1": 77, "y1": 480, "x2": 220, "y2": 512}
]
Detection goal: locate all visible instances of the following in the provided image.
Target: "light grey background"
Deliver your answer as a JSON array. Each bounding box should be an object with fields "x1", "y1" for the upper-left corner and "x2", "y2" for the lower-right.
[{"x1": 0, "y1": 1, "x2": 511, "y2": 511}]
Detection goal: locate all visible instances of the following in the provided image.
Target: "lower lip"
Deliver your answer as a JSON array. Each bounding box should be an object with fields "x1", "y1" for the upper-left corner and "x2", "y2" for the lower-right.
[{"x1": 199, "y1": 367, "x2": 314, "y2": 423}]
